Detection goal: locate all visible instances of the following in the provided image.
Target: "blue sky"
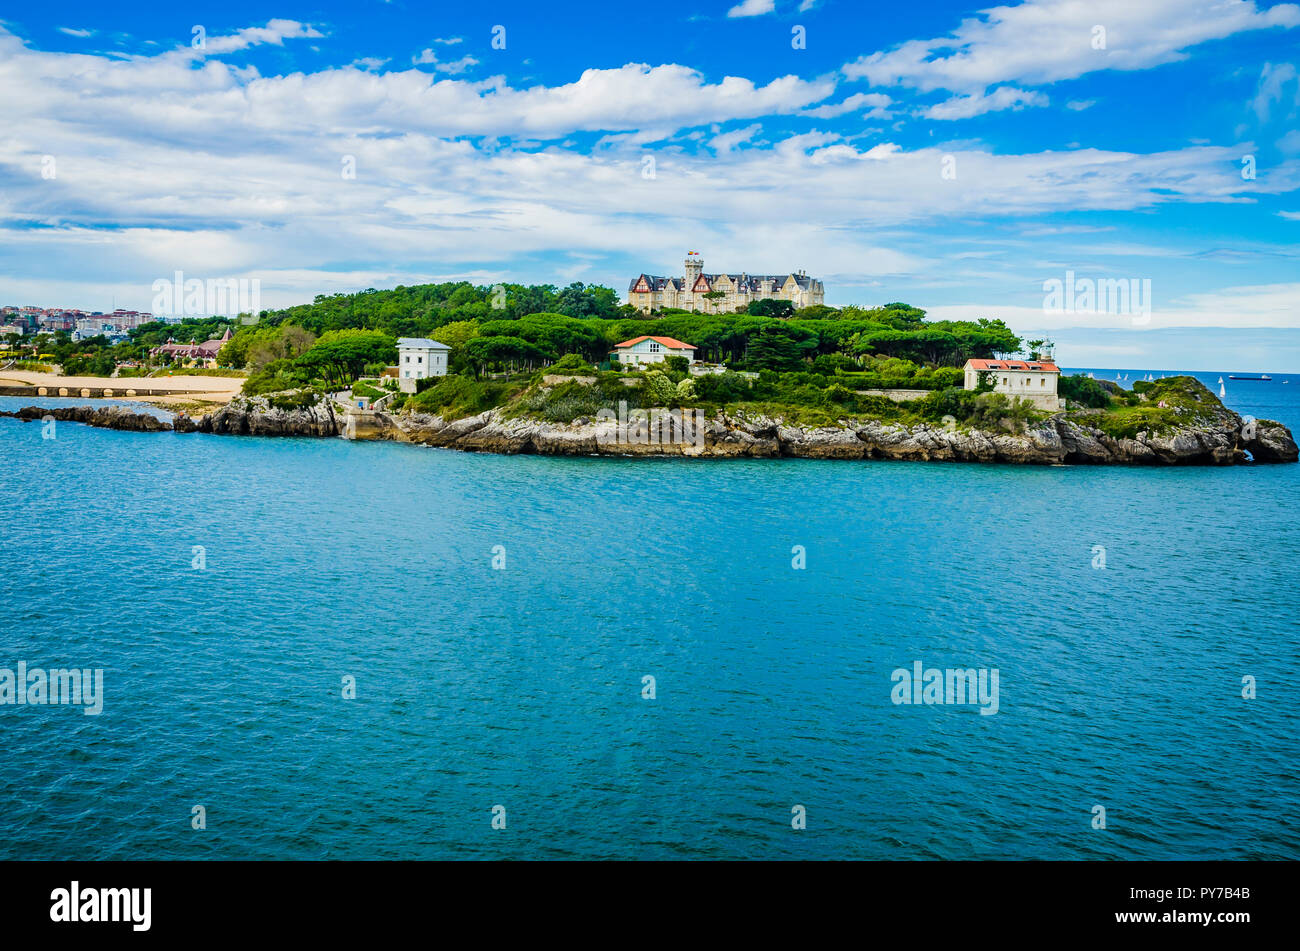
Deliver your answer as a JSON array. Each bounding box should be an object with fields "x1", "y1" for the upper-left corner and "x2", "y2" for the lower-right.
[{"x1": 3, "y1": 0, "x2": 1300, "y2": 369}]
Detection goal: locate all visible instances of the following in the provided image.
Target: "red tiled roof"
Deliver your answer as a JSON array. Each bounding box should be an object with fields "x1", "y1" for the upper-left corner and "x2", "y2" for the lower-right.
[
  {"x1": 613, "y1": 335, "x2": 697, "y2": 350},
  {"x1": 967, "y1": 358, "x2": 1060, "y2": 372}
]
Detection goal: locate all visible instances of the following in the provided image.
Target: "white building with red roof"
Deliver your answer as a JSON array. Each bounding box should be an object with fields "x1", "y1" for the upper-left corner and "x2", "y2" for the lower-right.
[
  {"x1": 611, "y1": 335, "x2": 697, "y2": 366},
  {"x1": 964, "y1": 356, "x2": 1062, "y2": 411}
]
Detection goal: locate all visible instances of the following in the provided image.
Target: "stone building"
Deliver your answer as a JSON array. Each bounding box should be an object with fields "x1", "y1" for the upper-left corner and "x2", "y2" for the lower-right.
[{"x1": 628, "y1": 251, "x2": 824, "y2": 314}]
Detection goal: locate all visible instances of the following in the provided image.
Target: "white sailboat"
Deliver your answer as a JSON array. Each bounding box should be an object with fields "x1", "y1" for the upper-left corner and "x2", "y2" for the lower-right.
[{"x1": 1219, "y1": 381, "x2": 1226, "y2": 398}]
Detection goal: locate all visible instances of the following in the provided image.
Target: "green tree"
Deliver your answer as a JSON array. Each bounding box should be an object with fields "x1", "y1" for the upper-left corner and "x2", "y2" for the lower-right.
[
  {"x1": 747, "y1": 298, "x2": 795, "y2": 319},
  {"x1": 296, "y1": 329, "x2": 396, "y2": 388},
  {"x1": 555, "y1": 282, "x2": 620, "y2": 319},
  {"x1": 462, "y1": 335, "x2": 549, "y2": 375}
]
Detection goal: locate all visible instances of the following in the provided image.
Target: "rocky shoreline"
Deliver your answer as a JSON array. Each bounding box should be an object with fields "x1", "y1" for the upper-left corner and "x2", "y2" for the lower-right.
[
  {"x1": 8, "y1": 391, "x2": 1294, "y2": 465},
  {"x1": 0, "y1": 404, "x2": 171, "y2": 432}
]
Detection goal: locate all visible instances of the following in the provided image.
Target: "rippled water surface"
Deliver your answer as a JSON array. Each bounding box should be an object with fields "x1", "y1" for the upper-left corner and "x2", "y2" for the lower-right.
[{"x1": 1, "y1": 374, "x2": 1297, "y2": 859}]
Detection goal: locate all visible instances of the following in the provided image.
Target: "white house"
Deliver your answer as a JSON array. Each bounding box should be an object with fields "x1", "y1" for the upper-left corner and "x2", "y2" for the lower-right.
[
  {"x1": 397, "y1": 337, "x2": 450, "y2": 392},
  {"x1": 964, "y1": 357, "x2": 1062, "y2": 411},
  {"x1": 611, "y1": 335, "x2": 697, "y2": 366}
]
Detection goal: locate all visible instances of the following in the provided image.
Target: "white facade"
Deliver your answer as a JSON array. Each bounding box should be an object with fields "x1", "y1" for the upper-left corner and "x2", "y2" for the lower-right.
[
  {"x1": 397, "y1": 337, "x2": 450, "y2": 392},
  {"x1": 612, "y1": 336, "x2": 697, "y2": 366},
  {"x1": 963, "y1": 358, "x2": 1061, "y2": 411}
]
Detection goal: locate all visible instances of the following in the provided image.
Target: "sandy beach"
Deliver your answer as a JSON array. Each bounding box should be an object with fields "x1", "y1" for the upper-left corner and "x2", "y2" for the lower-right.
[{"x1": 0, "y1": 369, "x2": 244, "y2": 409}]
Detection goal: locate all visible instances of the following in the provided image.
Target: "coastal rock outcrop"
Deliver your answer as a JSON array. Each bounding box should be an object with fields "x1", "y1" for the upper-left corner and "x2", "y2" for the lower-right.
[
  {"x1": 190, "y1": 393, "x2": 339, "y2": 437},
  {"x1": 7, "y1": 382, "x2": 1296, "y2": 467},
  {"x1": 1242, "y1": 418, "x2": 1300, "y2": 463},
  {"x1": 0, "y1": 405, "x2": 170, "y2": 432},
  {"x1": 350, "y1": 402, "x2": 1293, "y2": 466}
]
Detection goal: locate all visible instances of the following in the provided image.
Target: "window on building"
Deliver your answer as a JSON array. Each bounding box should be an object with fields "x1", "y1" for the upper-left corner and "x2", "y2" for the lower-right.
[
  {"x1": 404, "y1": 355, "x2": 410, "y2": 363},
  {"x1": 417, "y1": 356, "x2": 423, "y2": 364},
  {"x1": 1002, "y1": 377, "x2": 1008, "y2": 385},
  {"x1": 649, "y1": 342, "x2": 660, "y2": 352}
]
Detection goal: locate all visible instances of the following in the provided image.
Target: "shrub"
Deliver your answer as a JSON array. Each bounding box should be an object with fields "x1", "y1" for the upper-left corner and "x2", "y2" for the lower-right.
[
  {"x1": 1060, "y1": 374, "x2": 1112, "y2": 408},
  {"x1": 549, "y1": 353, "x2": 595, "y2": 373},
  {"x1": 917, "y1": 387, "x2": 978, "y2": 423},
  {"x1": 1094, "y1": 405, "x2": 1177, "y2": 439},
  {"x1": 244, "y1": 358, "x2": 308, "y2": 396},
  {"x1": 643, "y1": 371, "x2": 677, "y2": 405},
  {"x1": 265, "y1": 388, "x2": 324, "y2": 411},
  {"x1": 517, "y1": 381, "x2": 609, "y2": 422},
  {"x1": 408, "y1": 375, "x2": 517, "y2": 419},
  {"x1": 693, "y1": 372, "x2": 753, "y2": 404}
]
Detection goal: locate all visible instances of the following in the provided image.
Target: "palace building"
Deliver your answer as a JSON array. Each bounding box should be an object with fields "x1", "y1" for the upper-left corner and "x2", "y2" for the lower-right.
[{"x1": 628, "y1": 251, "x2": 824, "y2": 314}]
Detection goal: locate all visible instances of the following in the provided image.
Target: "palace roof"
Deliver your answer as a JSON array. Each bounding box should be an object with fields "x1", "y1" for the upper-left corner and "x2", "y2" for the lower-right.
[{"x1": 629, "y1": 272, "x2": 823, "y2": 293}]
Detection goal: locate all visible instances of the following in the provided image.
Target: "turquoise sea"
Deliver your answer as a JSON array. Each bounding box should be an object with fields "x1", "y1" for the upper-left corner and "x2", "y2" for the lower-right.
[{"x1": 1, "y1": 369, "x2": 1297, "y2": 860}]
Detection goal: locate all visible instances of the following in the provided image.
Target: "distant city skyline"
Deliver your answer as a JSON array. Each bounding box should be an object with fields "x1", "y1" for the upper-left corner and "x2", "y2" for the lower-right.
[{"x1": 2, "y1": 1, "x2": 1299, "y2": 368}]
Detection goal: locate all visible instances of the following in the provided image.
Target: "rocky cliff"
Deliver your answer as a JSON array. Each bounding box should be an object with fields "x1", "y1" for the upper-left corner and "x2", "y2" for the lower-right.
[
  {"x1": 5, "y1": 390, "x2": 1296, "y2": 465},
  {"x1": 0, "y1": 404, "x2": 171, "y2": 432},
  {"x1": 348, "y1": 405, "x2": 1298, "y2": 465},
  {"x1": 175, "y1": 392, "x2": 339, "y2": 437}
]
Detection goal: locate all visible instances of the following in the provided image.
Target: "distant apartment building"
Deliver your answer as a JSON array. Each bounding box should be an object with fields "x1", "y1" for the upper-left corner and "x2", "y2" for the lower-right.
[
  {"x1": 0, "y1": 303, "x2": 165, "y2": 335},
  {"x1": 71, "y1": 310, "x2": 151, "y2": 340},
  {"x1": 628, "y1": 251, "x2": 825, "y2": 314}
]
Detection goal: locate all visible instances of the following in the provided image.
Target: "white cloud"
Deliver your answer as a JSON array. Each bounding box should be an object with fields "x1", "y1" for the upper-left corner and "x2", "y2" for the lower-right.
[
  {"x1": 56, "y1": 27, "x2": 95, "y2": 38},
  {"x1": 930, "y1": 281, "x2": 1300, "y2": 331},
  {"x1": 709, "y1": 123, "x2": 762, "y2": 153},
  {"x1": 412, "y1": 49, "x2": 480, "y2": 73},
  {"x1": 727, "y1": 0, "x2": 776, "y2": 18},
  {"x1": 845, "y1": 0, "x2": 1300, "y2": 94},
  {"x1": 1066, "y1": 99, "x2": 1096, "y2": 111},
  {"x1": 2, "y1": 21, "x2": 1299, "y2": 320},
  {"x1": 432, "y1": 36, "x2": 464, "y2": 46},
  {"x1": 802, "y1": 92, "x2": 892, "y2": 119},
  {"x1": 1251, "y1": 62, "x2": 1299, "y2": 121},
  {"x1": 201, "y1": 19, "x2": 324, "y2": 55},
  {"x1": 1279, "y1": 210, "x2": 1300, "y2": 219},
  {"x1": 924, "y1": 86, "x2": 1048, "y2": 120},
  {"x1": 352, "y1": 57, "x2": 389, "y2": 72}
]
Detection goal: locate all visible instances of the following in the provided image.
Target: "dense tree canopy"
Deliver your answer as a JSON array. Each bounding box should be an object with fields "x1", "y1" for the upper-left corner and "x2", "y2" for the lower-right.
[
  {"x1": 295, "y1": 329, "x2": 396, "y2": 389},
  {"x1": 11, "y1": 277, "x2": 1025, "y2": 402}
]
